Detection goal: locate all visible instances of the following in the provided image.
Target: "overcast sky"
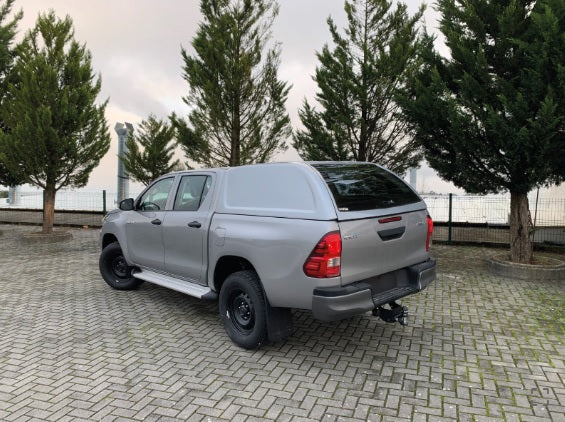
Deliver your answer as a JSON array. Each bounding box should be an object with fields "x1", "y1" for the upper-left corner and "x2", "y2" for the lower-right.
[{"x1": 9, "y1": 0, "x2": 564, "y2": 198}]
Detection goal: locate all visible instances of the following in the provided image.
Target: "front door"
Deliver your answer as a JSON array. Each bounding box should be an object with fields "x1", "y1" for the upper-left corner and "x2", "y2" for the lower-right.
[
  {"x1": 126, "y1": 177, "x2": 175, "y2": 270},
  {"x1": 162, "y1": 174, "x2": 213, "y2": 284}
]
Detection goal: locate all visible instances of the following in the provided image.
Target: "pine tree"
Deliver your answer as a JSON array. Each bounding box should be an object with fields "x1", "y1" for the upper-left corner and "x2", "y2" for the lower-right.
[
  {"x1": 0, "y1": 11, "x2": 110, "y2": 233},
  {"x1": 173, "y1": 0, "x2": 291, "y2": 167},
  {"x1": 294, "y1": 0, "x2": 427, "y2": 175},
  {"x1": 0, "y1": 0, "x2": 22, "y2": 187},
  {"x1": 0, "y1": 0, "x2": 20, "y2": 100},
  {"x1": 399, "y1": 0, "x2": 565, "y2": 263},
  {"x1": 121, "y1": 115, "x2": 181, "y2": 186}
]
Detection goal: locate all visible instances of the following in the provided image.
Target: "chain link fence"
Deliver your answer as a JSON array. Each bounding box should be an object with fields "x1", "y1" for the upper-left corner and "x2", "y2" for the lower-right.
[
  {"x1": 0, "y1": 190, "x2": 134, "y2": 212},
  {"x1": 0, "y1": 190, "x2": 141, "y2": 228},
  {"x1": 422, "y1": 194, "x2": 565, "y2": 246}
]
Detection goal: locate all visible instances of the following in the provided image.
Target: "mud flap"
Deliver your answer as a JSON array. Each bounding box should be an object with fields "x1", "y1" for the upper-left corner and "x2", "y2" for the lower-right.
[{"x1": 266, "y1": 306, "x2": 293, "y2": 343}]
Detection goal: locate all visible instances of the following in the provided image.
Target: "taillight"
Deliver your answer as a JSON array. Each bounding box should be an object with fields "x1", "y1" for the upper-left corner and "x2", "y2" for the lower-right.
[
  {"x1": 303, "y1": 231, "x2": 342, "y2": 278},
  {"x1": 426, "y1": 215, "x2": 434, "y2": 251}
]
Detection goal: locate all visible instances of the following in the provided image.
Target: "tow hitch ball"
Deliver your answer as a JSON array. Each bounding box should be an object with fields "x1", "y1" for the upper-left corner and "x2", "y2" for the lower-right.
[{"x1": 372, "y1": 301, "x2": 408, "y2": 326}]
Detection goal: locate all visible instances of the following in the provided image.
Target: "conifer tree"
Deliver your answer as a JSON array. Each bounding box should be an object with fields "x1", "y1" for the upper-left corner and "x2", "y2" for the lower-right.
[
  {"x1": 0, "y1": 0, "x2": 22, "y2": 187},
  {"x1": 294, "y1": 0, "x2": 427, "y2": 175},
  {"x1": 121, "y1": 115, "x2": 181, "y2": 186},
  {"x1": 0, "y1": 11, "x2": 110, "y2": 233},
  {"x1": 400, "y1": 0, "x2": 565, "y2": 263},
  {"x1": 173, "y1": 0, "x2": 291, "y2": 167}
]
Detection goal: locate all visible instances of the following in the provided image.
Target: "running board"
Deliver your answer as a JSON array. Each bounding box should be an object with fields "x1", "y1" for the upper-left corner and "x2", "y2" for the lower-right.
[{"x1": 133, "y1": 269, "x2": 218, "y2": 300}]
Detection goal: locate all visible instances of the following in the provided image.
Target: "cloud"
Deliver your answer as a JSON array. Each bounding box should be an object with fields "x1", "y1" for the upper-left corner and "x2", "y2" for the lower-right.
[{"x1": 10, "y1": 0, "x2": 462, "y2": 194}]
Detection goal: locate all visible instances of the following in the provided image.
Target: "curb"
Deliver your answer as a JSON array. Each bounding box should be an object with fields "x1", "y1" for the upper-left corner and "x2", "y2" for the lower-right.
[
  {"x1": 486, "y1": 254, "x2": 565, "y2": 281},
  {"x1": 21, "y1": 231, "x2": 73, "y2": 244}
]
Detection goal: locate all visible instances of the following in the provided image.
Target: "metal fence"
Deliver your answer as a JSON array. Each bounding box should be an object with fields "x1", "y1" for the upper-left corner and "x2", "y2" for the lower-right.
[
  {"x1": 1, "y1": 190, "x2": 564, "y2": 246},
  {"x1": 0, "y1": 190, "x2": 141, "y2": 228},
  {"x1": 0, "y1": 190, "x2": 142, "y2": 212},
  {"x1": 422, "y1": 194, "x2": 565, "y2": 246}
]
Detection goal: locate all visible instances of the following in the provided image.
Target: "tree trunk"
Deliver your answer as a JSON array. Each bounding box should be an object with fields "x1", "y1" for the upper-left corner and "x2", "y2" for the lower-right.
[
  {"x1": 509, "y1": 191, "x2": 532, "y2": 263},
  {"x1": 42, "y1": 186, "x2": 56, "y2": 234},
  {"x1": 230, "y1": 97, "x2": 241, "y2": 166}
]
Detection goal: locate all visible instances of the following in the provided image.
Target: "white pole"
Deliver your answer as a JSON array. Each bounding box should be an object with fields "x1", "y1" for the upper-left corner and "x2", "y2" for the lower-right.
[
  {"x1": 115, "y1": 122, "x2": 133, "y2": 202},
  {"x1": 409, "y1": 168, "x2": 417, "y2": 191},
  {"x1": 8, "y1": 185, "x2": 19, "y2": 205}
]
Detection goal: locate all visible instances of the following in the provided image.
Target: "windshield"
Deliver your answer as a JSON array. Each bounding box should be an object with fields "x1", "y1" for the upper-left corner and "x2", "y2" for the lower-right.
[{"x1": 312, "y1": 163, "x2": 421, "y2": 212}]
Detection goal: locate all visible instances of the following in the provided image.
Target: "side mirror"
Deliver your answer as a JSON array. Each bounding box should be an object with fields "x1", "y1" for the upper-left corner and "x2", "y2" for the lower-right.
[{"x1": 119, "y1": 198, "x2": 134, "y2": 211}]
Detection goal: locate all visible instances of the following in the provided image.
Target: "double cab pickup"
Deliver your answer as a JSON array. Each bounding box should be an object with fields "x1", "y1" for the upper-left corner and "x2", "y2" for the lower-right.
[{"x1": 99, "y1": 162, "x2": 435, "y2": 348}]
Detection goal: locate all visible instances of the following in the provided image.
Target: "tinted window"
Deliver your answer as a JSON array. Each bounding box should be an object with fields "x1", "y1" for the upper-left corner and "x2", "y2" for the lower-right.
[
  {"x1": 312, "y1": 163, "x2": 420, "y2": 211},
  {"x1": 173, "y1": 175, "x2": 211, "y2": 211},
  {"x1": 138, "y1": 177, "x2": 174, "y2": 211}
]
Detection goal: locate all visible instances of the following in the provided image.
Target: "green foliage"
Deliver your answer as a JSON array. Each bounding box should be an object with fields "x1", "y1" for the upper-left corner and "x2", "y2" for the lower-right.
[
  {"x1": 0, "y1": 0, "x2": 22, "y2": 187},
  {"x1": 294, "y1": 0, "x2": 427, "y2": 175},
  {"x1": 0, "y1": 161, "x2": 20, "y2": 187},
  {"x1": 399, "y1": 0, "x2": 565, "y2": 263},
  {"x1": 0, "y1": 10, "x2": 110, "y2": 190},
  {"x1": 0, "y1": 11, "x2": 110, "y2": 232},
  {"x1": 175, "y1": 0, "x2": 291, "y2": 167},
  {"x1": 0, "y1": 0, "x2": 20, "y2": 87},
  {"x1": 400, "y1": 0, "x2": 565, "y2": 195},
  {"x1": 121, "y1": 115, "x2": 181, "y2": 186}
]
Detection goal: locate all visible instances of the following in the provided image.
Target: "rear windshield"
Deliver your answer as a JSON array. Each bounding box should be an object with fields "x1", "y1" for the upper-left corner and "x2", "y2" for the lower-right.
[{"x1": 312, "y1": 163, "x2": 421, "y2": 211}]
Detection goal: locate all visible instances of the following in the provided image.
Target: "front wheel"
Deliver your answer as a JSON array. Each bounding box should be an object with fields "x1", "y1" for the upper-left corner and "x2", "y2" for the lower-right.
[
  {"x1": 219, "y1": 271, "x2": 268, "y2": 349},
  {"x1": 99, "y1": 241, "x2": 142, "y2": 290}
]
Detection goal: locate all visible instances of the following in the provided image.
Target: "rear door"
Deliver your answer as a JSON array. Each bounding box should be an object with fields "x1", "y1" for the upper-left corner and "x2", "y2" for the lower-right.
[
  {"x1": 161, "y1": 174, "x2": 214, "y2": 284},
  {"x1": 311, "y1": 163, "x2": 429, "y2": 285}
]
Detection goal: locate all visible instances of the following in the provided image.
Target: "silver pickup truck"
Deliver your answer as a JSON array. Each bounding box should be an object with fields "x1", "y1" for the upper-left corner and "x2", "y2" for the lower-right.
[{"x1": 99, "y1": 162, "x2": 435, "y2": 349}]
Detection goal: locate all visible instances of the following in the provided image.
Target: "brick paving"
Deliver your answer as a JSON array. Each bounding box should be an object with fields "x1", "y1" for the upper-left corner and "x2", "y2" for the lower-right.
[{"x1": 0, "y1": 224, "x2": 563, "y2": 421}]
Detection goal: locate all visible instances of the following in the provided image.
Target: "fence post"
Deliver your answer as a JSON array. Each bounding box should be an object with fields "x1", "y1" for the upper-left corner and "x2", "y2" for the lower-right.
[
  {"x1": 102, "y1": 190, "x2": 107, "y2": 214},
  {"x1": 531, "y1": 188, "x2": 539, "y2": 241},
  {"x1": 448, "y1": 193, "x2": 453, "y2": 244}
]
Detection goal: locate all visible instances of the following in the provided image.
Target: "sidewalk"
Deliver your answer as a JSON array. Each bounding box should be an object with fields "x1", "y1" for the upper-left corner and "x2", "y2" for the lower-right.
[{"x1": 0, "y1": 224, "x2": 563, "y2": 421}]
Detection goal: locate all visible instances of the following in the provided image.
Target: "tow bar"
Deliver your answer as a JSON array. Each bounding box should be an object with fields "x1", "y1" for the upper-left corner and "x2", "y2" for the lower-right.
[{"x1": 372, "y1": 301, "x2": 408, "y2": 326}]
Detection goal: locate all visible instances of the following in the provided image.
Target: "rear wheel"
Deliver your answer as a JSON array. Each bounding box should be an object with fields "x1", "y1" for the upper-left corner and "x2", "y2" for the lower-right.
[
  {"x1": 219, "y1": 271, "x2": 268, "y2": 349},
  {"x1": 99, "y1": 242, "x2": 142, "y2": 290}
]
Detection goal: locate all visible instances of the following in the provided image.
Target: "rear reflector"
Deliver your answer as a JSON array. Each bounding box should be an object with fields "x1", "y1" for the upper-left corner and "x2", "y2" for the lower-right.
[
  {"x1": 303, "y1": 231, "x2": 341, "y2": 278},
  {"x1": 426, "y1": 215, "x2": 434, "y2": 251}
]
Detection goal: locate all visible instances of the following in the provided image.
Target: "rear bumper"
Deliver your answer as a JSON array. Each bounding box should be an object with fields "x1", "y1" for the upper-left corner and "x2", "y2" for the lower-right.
[{"x1": 312, "y1": 258, "x2": 436, "y2": 321}]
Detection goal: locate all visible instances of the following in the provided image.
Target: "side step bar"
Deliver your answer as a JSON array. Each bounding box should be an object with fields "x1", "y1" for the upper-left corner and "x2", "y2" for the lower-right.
[{"x1": 133, "y1": 269, "x2": 218, "y2": 300}]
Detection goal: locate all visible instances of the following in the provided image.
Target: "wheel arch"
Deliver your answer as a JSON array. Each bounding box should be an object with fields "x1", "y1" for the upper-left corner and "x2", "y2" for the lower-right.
[
  {"x1": 101, "y1": 233, "x2": 119, "y2": 250},
  {"x1": 213, "y1": 255, "x2": 257, "y2": 293}
]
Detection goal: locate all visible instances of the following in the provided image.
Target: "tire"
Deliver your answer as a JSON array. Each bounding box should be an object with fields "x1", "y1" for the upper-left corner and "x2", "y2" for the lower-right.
[
  {"x1": 99, "y1": 241, "x2": 142, "y2": 290},
  {"x1": 219, "y1": 270, "x2": 268, "y2": 349}
]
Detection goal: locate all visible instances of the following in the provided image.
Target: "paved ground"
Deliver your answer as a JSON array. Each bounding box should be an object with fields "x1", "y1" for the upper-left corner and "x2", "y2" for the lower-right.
[{"x1": 0, "y1": 224, "x2": 563, "y2": 421}]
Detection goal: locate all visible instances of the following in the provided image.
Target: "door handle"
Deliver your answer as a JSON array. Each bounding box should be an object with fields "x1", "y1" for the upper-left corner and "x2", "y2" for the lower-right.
[
  {"x1": 188, "y1": 221, "x2": 201, "y2": 228},
  {"x1": 151, "y1": 219, "x2": 162, "y2": 225}
]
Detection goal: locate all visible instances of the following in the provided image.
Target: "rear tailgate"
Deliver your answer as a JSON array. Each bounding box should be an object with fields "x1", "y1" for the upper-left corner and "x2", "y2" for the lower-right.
[
  {"x1": 309, "y1": 162, "x2": 431, "y2": 286},
  {"x1": 339, "y1": 208, "x2": 429, "y2": 285}
]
